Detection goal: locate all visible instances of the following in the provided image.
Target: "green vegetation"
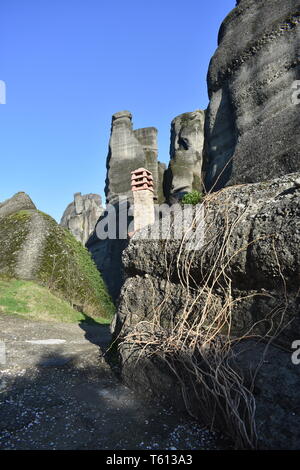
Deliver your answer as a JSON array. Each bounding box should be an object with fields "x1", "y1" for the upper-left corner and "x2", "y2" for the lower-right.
[
  {"x1": 0, "y1": 209, "x2": 115, "y2": 322},
  {"x1": 181, "y1": 190, "x2": 203, "y2": 205},
  {"x1": 36, "y1": 211, "x2": 115, "y2": 320},
  {"x1": 0, "y1": 276, "x2": 110, "y2": 323}
]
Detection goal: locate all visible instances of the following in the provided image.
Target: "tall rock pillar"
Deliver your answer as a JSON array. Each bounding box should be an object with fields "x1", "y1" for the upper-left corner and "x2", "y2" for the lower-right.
[
  {"x1": 164, "y1": 110, "x2": 205, "y2": 203},
  {"x1": 203, "y1": 0, "x2": 300, "y2": 191}
]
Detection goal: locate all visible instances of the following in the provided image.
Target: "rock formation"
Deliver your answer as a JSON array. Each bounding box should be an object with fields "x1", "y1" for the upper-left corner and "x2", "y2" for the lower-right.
[
  {"x1": 203, "y1": 0, "x2": 300, "y2": 191},
  {"x1": 105, "y1": 111, "x2": 164, "y2": 204},
  {"x1": 88, "y1": 111, "x2": 167, "y2": 301},
  {"x1": 104, "y1": 7, "x2": 300, "y2": 442},
  {"x1": 0, "y1": 193, "x2": 113, "y2": 319},
  {"x1": 113, "y1": 172, "x2": 300, "y2": 449},
  {"x1": 165, "y1": 110, "x2": 205, "y2": 202},
  {"x1": 60, "y1": 193, "x2": 103, "y2": 245},
  {"x1": 0, "y1": 192, "x2": 36, "y2": 218}
]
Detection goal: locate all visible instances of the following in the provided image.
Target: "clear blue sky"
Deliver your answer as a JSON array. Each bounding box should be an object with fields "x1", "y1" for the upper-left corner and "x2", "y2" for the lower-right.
[{"x1": 0, "y1": 0, "x2": 235, "y2": 221}]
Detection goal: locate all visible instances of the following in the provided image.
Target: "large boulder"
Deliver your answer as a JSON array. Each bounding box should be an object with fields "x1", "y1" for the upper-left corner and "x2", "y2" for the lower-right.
[
  {"x1": 113, "y1": 173, "x2": 300, "y2": 449},
  {"x1": 203, "y1": 0, "x2": 300, "y2": 191},
  {"x1": 60, "y1": 192, "x2": 104, "y2": 245},
  {"x1": 165, "y1": 110, "x2": 205, "y2": 201},
  {"x1": 0, "y1": 193, "x2": 114, "y2": 319}
]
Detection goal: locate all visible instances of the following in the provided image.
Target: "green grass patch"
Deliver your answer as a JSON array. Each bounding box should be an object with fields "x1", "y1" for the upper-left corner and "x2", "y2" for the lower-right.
[{"x1": 0, "y1": 277, "x2": 110, "y2": 324}]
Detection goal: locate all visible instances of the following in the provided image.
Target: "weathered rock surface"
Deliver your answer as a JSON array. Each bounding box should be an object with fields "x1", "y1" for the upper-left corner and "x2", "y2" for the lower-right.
[
  {"x1": 203, "y1": 0, "x2": 300, "y2": 191},
  {"x1": 88, "y1": 111, "x2": 167, "y2": 301},
  {"x1": 105, "y1": 111, "x2": 164, "y2": 204},
  {"x1": 165, "y1": 110, "x2": 205, "y2": 202},
  {"x1": 113, "y1": 173, "x2": 300, "y2": 449},
  {"x1": 88, "y1": 109, "x2": 205, "y2": 300},
  {"x1": 60, "y1": 193, "x2": 103, "y2": 245},
  {"x1": 0, "y1": 192, "x2": 36, "y2": 218},
  {"x1": 233, "y1": 339, "x2": 300, "y2": 450},
  {"x1": 87, "y1": 233, "x2": 128, "y2": 303}
]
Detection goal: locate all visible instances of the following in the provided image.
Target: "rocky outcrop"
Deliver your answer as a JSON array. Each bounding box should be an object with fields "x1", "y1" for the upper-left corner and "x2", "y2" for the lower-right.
[
  {"x1": 0, "y1": 193, "x2": 114, "y2": 319},
  {"x1": 88, "y1": 111, "x2": 167, "y2": 301},
  {"x1": 105, "y1": 111, "x2": 164, "y2": 204},
  {"x1": 0, "y1": 192, "x2": 36, "y2": 218},
  {"x1": 165, "y1": 110, "x2": 205, "y2": 202},
  {"x1": 203, "y1": 0, "x2": 300, "y2": 191},
  {"x1": 113, "y1": 173, "x2": 300, "y2": 449},
  {"x1": 60, "y1": 193, "x2": 103, "y2": 245},
  {"x1": 88, "y1": 110, "x2": 206, "y2": 300}
]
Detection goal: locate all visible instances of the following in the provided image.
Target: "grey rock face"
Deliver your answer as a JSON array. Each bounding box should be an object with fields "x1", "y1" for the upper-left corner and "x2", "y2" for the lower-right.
[
  {"x1": 233, "y1": 340, "x2": 300, "y2": 450},
  {"x1": 105, "y1": 111, "x2": 164, "y2": 204},
  {"x1": 165, "y1": 110, "x2": 205, "y2": 202},
  {"x1": 60, "y1": 193, "x2": 103, "y2": 245},
  {"x1": 113, "y1": 173, "x2": 300, "y2": 448},
  {"x1": 204, "y1": 0, "x2": 300, "y2": 191},
  {"x1": 133, "y1": 127, "x2": 160, "y2": 200},
  {"x1": 157, "y1": 161, "x2": 167, "y2": 204},
  {"x1": 0, "y1": 192, "x2": 36, "y2": 218}
]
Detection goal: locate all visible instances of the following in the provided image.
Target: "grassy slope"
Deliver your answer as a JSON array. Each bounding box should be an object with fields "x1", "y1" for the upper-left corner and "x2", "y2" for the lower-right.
[
  {"x1": 0, "y1": 209, "x2": 115, "y2": 322},
  {"x1": 0, "y1": 277, "x2": 110, "y2": 324},
  {"x1": 36, "y1": 211, "x2": 115, "y2": 320}
]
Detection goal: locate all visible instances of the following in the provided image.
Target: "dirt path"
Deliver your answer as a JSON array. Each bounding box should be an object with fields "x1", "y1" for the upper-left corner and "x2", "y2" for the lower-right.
[{"x1": 0, "y1": 316, "x2": 227, "y2": 450}]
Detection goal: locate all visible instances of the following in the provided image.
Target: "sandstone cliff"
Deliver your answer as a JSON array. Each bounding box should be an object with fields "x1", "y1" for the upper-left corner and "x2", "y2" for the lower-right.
[{"x1": 203, "y1": 0, "x2": 300, "y2": 191}]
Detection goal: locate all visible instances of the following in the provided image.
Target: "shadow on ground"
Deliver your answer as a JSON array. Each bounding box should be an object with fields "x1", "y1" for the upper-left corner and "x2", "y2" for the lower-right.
[{"x1": 0, "y1": 315, "x2": 230, "y2": 450}]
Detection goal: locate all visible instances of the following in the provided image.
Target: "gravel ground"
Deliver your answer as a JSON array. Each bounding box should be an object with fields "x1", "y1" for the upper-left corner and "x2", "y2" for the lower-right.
[{"x1": 0, "y1": 316, "x2": 229, "y2": 450}]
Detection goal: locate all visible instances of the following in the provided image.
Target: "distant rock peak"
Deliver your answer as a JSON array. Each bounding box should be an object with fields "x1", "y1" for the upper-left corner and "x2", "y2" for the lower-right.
[{"x1": 60, "y1": 193, "x2": 103, "y2": 245}]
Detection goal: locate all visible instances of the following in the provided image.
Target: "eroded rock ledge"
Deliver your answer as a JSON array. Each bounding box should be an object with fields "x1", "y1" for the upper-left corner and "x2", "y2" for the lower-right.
[{"x1": 113, "y1": 173, "x2": 300, "y2": 449}]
